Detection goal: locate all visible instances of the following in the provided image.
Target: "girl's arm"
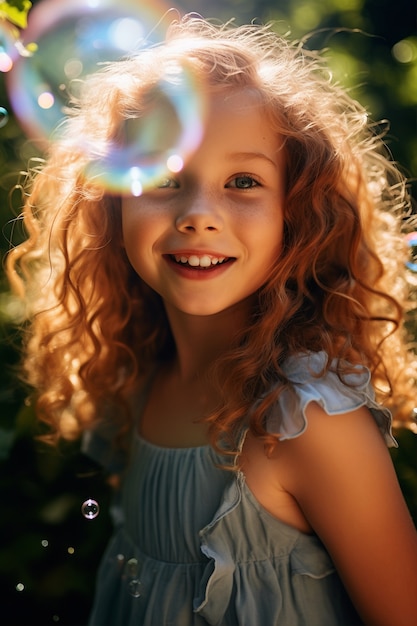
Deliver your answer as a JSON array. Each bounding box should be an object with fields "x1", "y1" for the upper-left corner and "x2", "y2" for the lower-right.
[{"x1": 279, "y1": 402, "x2": 417, "y2": 626}]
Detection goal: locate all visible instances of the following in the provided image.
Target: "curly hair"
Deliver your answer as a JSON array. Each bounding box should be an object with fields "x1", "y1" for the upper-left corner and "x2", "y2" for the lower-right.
[{"x1": 6, "y1": 16, "x2": 417, "y2": 449}]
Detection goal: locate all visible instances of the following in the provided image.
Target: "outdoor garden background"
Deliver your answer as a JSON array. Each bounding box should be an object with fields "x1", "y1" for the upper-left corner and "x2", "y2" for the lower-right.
[{"x1": 0, "y1": 0, "x2": 416, "y2": 624}]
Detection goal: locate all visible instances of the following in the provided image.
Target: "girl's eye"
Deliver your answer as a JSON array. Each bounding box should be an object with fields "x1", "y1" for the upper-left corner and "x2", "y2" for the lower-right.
[
  {"x1": 228, "y1": 175, "x2": 259, "y2": 189},
  {"x1": 157, "y1": 177, "x2": 179, "y2": 189}
]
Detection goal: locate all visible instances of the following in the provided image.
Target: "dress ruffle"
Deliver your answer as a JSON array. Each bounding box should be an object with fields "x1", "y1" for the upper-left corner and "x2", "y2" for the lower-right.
[
  {"x1": 194, "y1": 474, "x2": 358, "y2": 626},
  {"x1": 263, "y1": 351, "x2": 396, "y2": 447},
  {"x1": 193, "y1": 352, "x2": 394, "y2": 625}
]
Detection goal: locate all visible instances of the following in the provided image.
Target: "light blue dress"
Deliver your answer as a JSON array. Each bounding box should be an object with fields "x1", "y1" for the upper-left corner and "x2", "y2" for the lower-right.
[{"x1": 86, "y1": 352, "x2": 396, "y2": 626}]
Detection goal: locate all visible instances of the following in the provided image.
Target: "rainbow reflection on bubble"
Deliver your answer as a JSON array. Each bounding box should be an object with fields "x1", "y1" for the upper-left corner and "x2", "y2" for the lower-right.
[
  {"x1": 6, "y1": 0, "x2": 207, "y2": 196},
  {"x1": 85, "y1": 63, "x2": 206, "y2": 196},
  {"x1": 7, "y1": 0, "x2": 175, "y2": 143},
  {"x1": 0, "y1": 107, "x2": 9, "y2": 128},
  {"x1": 405, "y1": 232, "x2": 417, "y2": 273},
  {"x1": 0, "y1": 19, "x2": 21, "y2": 72}
]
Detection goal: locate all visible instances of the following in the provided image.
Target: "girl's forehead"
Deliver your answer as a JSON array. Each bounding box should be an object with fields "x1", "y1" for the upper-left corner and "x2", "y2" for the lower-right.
[{"x1": 205, "y1": 86, "x2": 263, "y2": 110}]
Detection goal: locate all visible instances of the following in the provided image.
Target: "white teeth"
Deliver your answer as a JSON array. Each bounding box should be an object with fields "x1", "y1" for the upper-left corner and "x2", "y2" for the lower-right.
[
  {"x1": 173, "y1": 254, "x2": 227, "y2": 268},
  {"x1": 188, "y1": 255, "x2": 201, "y2": 267}
]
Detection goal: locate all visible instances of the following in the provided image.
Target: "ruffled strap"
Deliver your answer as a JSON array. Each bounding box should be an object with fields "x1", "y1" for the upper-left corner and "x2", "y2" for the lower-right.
[
  {"x1": 194, "y1": 473, "x2": 347, "y2": 625},
  {"x1": 193, "y1": 478, "x2": 241, "y2": 624},
  {"x1": 264, "y1": 351, "x2": 397, "y2": 447}
]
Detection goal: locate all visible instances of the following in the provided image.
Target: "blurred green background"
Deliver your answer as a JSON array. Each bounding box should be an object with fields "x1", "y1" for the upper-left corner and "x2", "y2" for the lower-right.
[{"x1": 0, "y1": 0, "x2": 416, "y2": 624}]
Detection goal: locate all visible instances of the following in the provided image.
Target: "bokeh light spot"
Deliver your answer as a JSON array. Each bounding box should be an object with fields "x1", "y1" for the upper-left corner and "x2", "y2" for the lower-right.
[
  {"x1": 129, "y1": 167, "x2": 143, "y2": 197},
  {"x1": 109, "y1": 18, "x2": 145, "y2": 51},
  {"x1": 38, "y1": 92, "x2": 55, "y2": 109},
  {"x1": 392, "y1": 38, "x2": 417, "y2": 64},
  {"x1": 0, "y1": 51, "x2": 13, "y2": 72},
  {"x1": 64, "y1": 57, "x2": 83, "y2": 79},
  {"x1": 167, "y1": 154, "x2": 184, "y2": 173}
]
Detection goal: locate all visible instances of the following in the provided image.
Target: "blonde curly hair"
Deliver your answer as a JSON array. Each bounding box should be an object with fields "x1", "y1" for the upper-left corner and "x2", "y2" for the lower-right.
[{"x1": 6, "y1": 16, "x2": 417, "y2": 448}]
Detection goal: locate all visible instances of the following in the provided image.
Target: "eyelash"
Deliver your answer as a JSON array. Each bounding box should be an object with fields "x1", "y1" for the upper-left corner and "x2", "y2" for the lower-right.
[
  {"x1": 157, "y1": 177, "x2": 179, "y2": 189},
  {"x1": 227, "y1": 174, "x2": 261, "y2": 189},
  {"x1": 157, "y1": 174, "x2": 261, "y2": 190}
]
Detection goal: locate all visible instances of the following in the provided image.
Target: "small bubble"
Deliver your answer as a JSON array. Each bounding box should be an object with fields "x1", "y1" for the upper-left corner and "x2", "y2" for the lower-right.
[
  {"x1": 41, "y1": 539, "x2": 49, "y2": 547},
  {"x1": 405, "y1": 232, "x2": 417, "y2": 273},
  {"x1": 52, "y1": 616, "x2": 60, "y2": 623},
  {"x1": 0, "y1": 106, "x2": 8, "y2": 128},
  {"x1": 67, "y1": 546, "x2": 75, "y2": 555},
  {"x1": 128, "y1": 578, "x2": 143, "y2": 598},
  {"x1": 81, "y1": 498, "x2": 100, "y2": 519},
  {"x1": 16, "y1": 582, "x2": 25, "y2": 592}
]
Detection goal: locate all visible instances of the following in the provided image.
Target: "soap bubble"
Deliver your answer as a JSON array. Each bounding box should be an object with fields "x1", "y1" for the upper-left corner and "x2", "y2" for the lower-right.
[
  {"x1": 6, "y1": 0, "x2": 206, "y2": 196},
  {"x1": 7, "y1": 0, "x2": 174, "y2": 143},
  {"x1": 128, "y1": 579, "x2": 143, "y2": 598},
  {"x1": 405, "y1": 232, "x2": 417, "y2": 272},
  {"x1": 0, "y1": 107, "x2": 9, "y2": 128},
  {"x1": 85, "y1": 64, "x2": 205, "y2": 196},
  {"x1": 81, "y1": 498, "x2": 100, "y2": 519}
]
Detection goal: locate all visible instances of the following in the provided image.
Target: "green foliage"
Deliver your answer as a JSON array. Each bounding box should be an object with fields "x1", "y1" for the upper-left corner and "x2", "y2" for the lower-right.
[
  {"x1": 1, "y1": 0, "x2": 416, "y2": 623},
  {"x1": 0, "y1": 0, "x2": 32, "y2": 29}
]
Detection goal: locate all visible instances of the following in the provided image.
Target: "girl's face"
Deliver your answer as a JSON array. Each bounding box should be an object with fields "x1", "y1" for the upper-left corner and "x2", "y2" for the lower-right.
[{"x1": 121, "y1": 88, "x2": 285, "y2": 319}]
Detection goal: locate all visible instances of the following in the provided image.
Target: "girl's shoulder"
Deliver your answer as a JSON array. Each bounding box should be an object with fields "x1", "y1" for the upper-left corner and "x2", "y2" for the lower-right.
[{"x1": 264, "y1": 351, "x2": 396, "y2": 447}]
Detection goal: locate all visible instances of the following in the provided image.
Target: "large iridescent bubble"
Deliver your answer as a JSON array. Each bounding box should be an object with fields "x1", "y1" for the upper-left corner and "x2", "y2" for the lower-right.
[
  {"x1": 85, "y1": 62, "x2": 206, "y2": 196},
  {"x1": 6, "y1": 0, "x2": 206, "y2": 195}
]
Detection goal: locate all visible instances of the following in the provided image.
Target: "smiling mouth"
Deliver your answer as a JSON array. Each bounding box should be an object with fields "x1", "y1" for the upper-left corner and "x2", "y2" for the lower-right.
[{"x1": 169, "y1": 254, "x2": 233, "y2": 269}]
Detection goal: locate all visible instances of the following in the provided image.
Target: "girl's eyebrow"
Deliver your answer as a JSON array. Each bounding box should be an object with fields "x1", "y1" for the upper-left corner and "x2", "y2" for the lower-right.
[{"x1": 227, "y1": 151, "x2": 278, "y2": 169}]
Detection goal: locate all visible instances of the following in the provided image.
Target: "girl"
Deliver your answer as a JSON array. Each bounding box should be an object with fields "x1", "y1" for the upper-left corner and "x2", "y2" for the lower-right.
[{"x1": 7, "y1": 15, "x2": 417, "y2": 626}]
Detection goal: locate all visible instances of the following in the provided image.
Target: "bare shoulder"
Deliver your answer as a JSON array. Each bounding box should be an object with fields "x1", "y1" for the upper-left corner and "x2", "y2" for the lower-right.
[{"x1": 277, "y1": 402, "x2": 417, "y2": 626}]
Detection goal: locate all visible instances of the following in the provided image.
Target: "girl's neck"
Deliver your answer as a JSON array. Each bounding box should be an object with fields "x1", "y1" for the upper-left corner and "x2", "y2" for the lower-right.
[{"x1": 164, "y1": 300, "x2": 252, "y2": 382}]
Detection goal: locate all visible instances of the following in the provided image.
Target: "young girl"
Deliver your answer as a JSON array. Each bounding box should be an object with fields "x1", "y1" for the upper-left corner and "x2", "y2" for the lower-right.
[{"x1": 7, "y1": 15, "x2": 417, "y2": 626}]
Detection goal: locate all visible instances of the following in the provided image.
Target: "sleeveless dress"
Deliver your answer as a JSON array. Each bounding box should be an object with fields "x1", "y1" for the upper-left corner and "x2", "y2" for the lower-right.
[{"x1": 86, "y1": 352, "x2": 396, "y2": 626}]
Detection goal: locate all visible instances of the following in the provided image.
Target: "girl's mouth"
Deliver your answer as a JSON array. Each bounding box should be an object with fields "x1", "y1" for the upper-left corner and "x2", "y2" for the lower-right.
[{"x1": 169, "y1": 254, "x2": 233, "y2": 269}]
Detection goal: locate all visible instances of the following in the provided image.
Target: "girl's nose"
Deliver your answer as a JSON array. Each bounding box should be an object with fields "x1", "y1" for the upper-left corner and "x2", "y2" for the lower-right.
[{"x1": 175, "y1": 195, "x2": 224, "y2": 233}]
